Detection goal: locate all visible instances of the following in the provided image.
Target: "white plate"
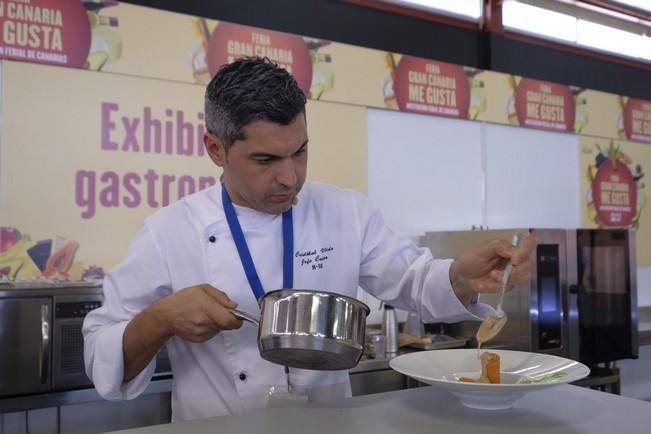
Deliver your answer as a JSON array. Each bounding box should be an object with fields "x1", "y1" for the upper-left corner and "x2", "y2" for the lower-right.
[{"x1": 389, "y1": 349, "x2": 590, "y2": 410}]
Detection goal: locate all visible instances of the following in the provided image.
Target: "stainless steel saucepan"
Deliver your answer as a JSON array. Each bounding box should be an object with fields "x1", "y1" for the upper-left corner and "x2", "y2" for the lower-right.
[{"x1": 231, "y1": 289, "x2": 370, "y2": 371}]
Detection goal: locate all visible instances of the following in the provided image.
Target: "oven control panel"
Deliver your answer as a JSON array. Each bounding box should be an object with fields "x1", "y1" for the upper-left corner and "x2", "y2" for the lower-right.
[{"x1": 55, "y1": 300, "x2": 102, "y2": 318}]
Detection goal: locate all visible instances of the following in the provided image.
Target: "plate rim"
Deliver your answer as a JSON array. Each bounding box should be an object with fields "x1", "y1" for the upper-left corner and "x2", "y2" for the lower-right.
[{"x1": 389, "y1": 348, "x2": 591, "y2": 389}]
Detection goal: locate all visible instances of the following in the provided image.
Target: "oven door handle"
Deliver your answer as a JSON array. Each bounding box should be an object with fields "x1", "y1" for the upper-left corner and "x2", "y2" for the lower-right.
[
  {"x1": 40, "y1": 304, "x2": 50, "y2": 384},
  {"x1": 567, "y1": 285, "x2": 581, "y2": 362}
]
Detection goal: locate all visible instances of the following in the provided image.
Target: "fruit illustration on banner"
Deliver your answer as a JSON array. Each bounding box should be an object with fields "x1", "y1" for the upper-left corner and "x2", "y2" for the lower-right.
[
  {"x1": 0, "y1": 227, "x2": 104, "y2": 281},
  {"x1": 0, "y1": 0, "x2": 91, "y2": 68},
  {"x1": 205, "y1": 22, "x2": 313, "y2": 96},
  {"x1": 0, "y1": 228, "x2": 40, "y2": 279},
  {"x1": 585, "y1": 141, "x2": 646, "y2": 228},
  {"x1": 0, "y1": 227, "x2": 22, "y2": 253},
  {"x1": 393, "y1": 56, "x2": 470, "y2": 118}
]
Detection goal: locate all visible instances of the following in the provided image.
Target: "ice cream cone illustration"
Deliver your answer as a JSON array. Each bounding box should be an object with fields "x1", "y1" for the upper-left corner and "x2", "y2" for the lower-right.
[
  {"x1": 506, "y1": 76, "x2": 521, "y2": 125},
  {"x1": 382, "y1": 53, "x2": 399, "y2": 109},
  {"x1": 188, "y1": 18, "x2": 212, "y2": 84},
  {"x1": 84, "y1": 1, "x2": 122, "y2": 71},
  {"x1": 616, "y1": 95, "x2": 627, "y2": 139},
  {"x1": 306, "y1": 38, "x2": 334, "y2": 100},
  {"x1": 571, "y1": 87, "x2": 588, "y2": 133}
]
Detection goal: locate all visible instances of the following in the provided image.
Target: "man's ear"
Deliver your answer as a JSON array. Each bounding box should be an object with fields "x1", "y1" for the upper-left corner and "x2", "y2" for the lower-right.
[{"x1": 204, "y1": 132, "x2": 226, "y2": 167}]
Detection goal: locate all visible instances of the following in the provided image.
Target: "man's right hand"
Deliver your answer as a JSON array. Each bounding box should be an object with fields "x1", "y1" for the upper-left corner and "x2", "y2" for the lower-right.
[
  {"x1": 151, "y1": 284, "x2": 244, "y2": 342},
  {"x1": 122, "y1": 284, "x2": 243, "y2": 382}
]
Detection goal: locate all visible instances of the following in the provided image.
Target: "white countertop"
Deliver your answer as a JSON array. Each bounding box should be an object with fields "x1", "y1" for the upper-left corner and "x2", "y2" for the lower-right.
[{"x1": 106, "y1": 383, "x2": 651, "y2": 434}]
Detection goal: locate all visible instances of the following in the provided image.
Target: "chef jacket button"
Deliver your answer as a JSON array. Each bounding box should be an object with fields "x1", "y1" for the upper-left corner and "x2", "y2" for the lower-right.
[
  {"x1": 239, "y1": 372, "x2": 247, "y2": 381},
  {"x1": 208, "y1": 235, "x2": 216, "y2": 243}
]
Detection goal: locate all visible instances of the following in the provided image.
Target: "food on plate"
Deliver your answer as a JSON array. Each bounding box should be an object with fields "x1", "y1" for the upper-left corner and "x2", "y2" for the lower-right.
[
  {"x1": 479, "y1": 352, "x2": 500, "y2": 384},
  {"x1": 457, "y1": 351, "x2": 501, "y2": 384}
]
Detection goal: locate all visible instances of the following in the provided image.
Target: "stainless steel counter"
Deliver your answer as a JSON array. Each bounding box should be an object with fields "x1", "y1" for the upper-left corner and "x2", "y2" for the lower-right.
[
  {"x1": 106, "y1": 384, "x2": 651, "y2": 434},
  {"x1": 0, "y1": 282, "x2": 103, "y2": 297},
  {"x1": 349, "y1": 350, "x2": 413, "y2": 373},
  {"x1": 0, "y1": 378, "x2": 172, "y2": 414}
]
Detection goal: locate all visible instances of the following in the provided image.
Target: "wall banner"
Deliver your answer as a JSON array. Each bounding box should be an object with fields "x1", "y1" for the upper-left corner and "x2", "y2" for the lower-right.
[
  {"x1": 0, "y1": 0, "x2": 91, "y2": 67},
  {"x1": 0, "y1": 58, "x2": 369, "y2": 278},
  {"x1": 0, "y1": 1, "x2": 648, "y2": 145},
  {"x1": 205, "y1": 22, "x2": 313, "y2": 96},
  {"x1": 391, "y1": 56, "x2": 471, "y2": 119},
  {"x1": 622, "y1": 98, "x2": 651, "y2": 143},
  {"x1": 581, "y1": 136, "x2": 651, "y2": 264},
  {"x1": 511, "y1": 78, "x2": 575, "y2": 133},
  {"x1": 183, "y1": 14, "x2": 651, "y2": 145}
]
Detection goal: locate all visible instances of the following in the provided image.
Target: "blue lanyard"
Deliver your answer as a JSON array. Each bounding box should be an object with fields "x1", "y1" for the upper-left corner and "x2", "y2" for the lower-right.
[{"x1": 221, "y1": 184, "x2": 294, "y2": 301}]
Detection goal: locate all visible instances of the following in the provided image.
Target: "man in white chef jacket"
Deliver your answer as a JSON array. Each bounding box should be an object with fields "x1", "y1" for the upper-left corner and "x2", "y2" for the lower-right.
[{"x1": 83, "y1": 56, "x2": 535, "y2": 422}]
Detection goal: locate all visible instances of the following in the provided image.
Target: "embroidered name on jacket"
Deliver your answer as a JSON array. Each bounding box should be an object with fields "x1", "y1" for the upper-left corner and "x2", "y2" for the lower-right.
[{"x1": 295, "y1": 246, "x2": 334, "y2": 270}]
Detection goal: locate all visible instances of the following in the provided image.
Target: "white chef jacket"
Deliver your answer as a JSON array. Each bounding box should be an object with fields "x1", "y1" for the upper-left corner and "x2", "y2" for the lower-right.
[{"x1": 83, "y1": 181, "x2": 489, "y2": 422}]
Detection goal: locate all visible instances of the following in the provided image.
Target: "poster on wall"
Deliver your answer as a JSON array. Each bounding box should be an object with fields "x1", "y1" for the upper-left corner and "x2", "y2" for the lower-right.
[
  {"x1": 505, "y1": 76, "x2": 576, "y2": 133},
  {"x1": 204, "y1": 22, "x2": 312, "y2": 94},
  {"x1": 0, "y1": 0, "x2": 90, "y2": 67},
  {"x1": 0, "y1": 0, "x2": 127, "y2": 71},
  {"x1": 619, "y1": 97, "x2": 651, "y2": 144},
  {"x1": 581, "y1": 136, "x2": 651, "y2": 265},
  {"x1": 186, "y1": 18, "x2": 392, "y2": 108},
  {"x1": 185, "y1": 18, "x2": 335, "y2": 101},
  {"x1": 0, "y1": 59, "x2": 368, "y2": 280},
  {"x1": 0, "y1": 61, "x2": 217, "y2": 280},
  {"x1": 0, "y1": 1, "x2": 648, "y2": 145},
  {"x1": 384, "y1": 54, "x2": 476, "y2": 120}
]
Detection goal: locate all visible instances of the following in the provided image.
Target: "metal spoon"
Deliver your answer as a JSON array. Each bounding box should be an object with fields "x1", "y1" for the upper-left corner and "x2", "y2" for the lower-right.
[{"x1": 476, "y1": 232, "x2": 524, "y2": 346}]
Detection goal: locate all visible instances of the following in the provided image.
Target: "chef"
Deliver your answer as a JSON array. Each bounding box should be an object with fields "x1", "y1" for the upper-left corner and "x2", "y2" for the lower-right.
[{"x1": 83, "y1": 56, "x2": 535, "y2": 422}]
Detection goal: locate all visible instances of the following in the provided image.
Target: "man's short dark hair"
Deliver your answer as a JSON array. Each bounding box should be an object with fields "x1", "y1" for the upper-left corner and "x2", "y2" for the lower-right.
[{"x1": 204, "y1": 56, "x2": 307, "y2": 151}]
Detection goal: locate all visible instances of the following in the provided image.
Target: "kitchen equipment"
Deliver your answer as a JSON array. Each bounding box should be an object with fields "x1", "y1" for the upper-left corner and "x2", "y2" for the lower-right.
[
  {"x1": 0, "y1": 284, "x2": 102, "y2": 397},
  {"x1": 381, "y1": 304, "x2": 399, "y2": 355},
  {"x1": 0, "y1": 283, "x2": 172, "y2": 398},
  {"x1": 476, "y1": 232, "x2": 524, "y2": 346},
  {"x1": 390, "y1": 349, "x2": 590, "y2": 410},
  {"x1": 406, "y1": 333, "x2": 467, "y2": 350},
  {"x1": 365, "y1": 330, "x2": 386, "y2": 359},
  {"x1": 52, "y1": 294, "x2": 103, "y2": 390},
  {"x1": 420, "y1": 229, "x2": 639, "y2": 366},
  {"x1": 232, "y1": 289, "x2": 370, "y2": 371},
  {"x1": 0, "y1": 296, "x2": 53, "y2": 396},
  {"x1": 405, "y1": 311, "x2": 424, "y2": 338},
  {"x1": 398, "y1": 333, "x2": 431, "y2": 347}
]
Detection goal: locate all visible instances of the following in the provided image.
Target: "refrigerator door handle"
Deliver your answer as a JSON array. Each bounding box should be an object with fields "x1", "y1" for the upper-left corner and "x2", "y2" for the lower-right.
[{"x1": 40, "y1": 304, "x2": 50, "y2": 384}]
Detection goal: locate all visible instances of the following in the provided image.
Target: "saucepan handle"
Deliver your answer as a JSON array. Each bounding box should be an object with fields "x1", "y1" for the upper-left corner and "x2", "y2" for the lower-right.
[{"x1": 231, "y1": 309, "x2": 260, "y2": 327}]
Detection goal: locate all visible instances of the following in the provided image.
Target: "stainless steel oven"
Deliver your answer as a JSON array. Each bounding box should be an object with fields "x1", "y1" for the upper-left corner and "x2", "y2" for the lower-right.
[
  {"x1": 0, "y1": 295, "x2": 53, "y2": 397},
  {"x1": 420, "y1": 228, "x2": 639, "y2": 366},
  {"x1": 0, "y1": 284, "x2": 171, "y2": 398},
  {"x1": 0, "y1": 284, "x2": 105, "y2": 397}
]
